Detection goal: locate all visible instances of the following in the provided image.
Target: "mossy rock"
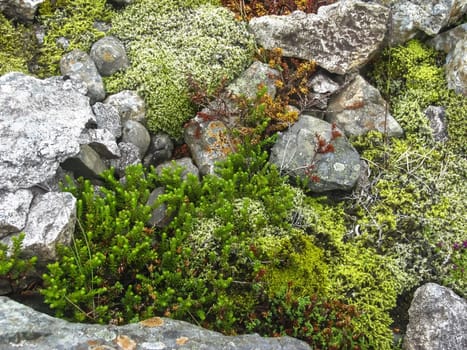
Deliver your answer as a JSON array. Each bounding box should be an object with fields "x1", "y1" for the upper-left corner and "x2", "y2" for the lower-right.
[{"x1": 105, "y1": 0, "x2": 255, "y2": 138}]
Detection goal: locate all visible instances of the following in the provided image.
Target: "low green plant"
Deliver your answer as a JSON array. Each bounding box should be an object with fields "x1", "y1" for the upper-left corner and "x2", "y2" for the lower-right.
[{"x1": 0, "y1": 233, "x2": 37, "y2": 293}]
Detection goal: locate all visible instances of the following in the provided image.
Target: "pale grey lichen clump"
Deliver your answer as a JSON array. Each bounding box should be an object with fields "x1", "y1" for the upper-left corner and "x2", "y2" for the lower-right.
[{"x1": 106, "y1": 0, "x2": 256, "y2": 138}]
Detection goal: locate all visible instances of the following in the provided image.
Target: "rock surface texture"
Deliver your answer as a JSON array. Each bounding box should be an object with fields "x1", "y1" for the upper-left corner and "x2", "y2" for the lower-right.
[
  {"x1": 0, "y1": 73, "x2": 93, "y2": 191},
  {"x1": 249, "y1": 1, "x2": 389, "y2": 74},
  {"x1": 326, "y1": 74, "x2": 403, "y2": 137},
  {"x1": 270, "y1": 115, "x2": 361, "y2": 192},
  {"x1": 445, "y1": 38, "x2": 467, "y2": 96},
  {"x1": 403, "y1": 283, "x2": 467, "y2": 350},
  {"x1": 0, "y1": 296, "x2": 311, "y2": 350},
  {"x1": 0, "y1": 0, "x2": 44, "y2": 21}
]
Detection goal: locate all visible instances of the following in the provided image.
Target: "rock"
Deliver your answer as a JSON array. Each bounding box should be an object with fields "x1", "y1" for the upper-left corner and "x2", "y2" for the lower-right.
[
  {"x1": 1, "y1": 192, "x2": 76, "y2": 267},
  {"x1": 79, "y1": 129, "x2": 121, "y2": 159},
  {"x1": 92, "y1": 102, "x2": 122, "y2": 138},
  {"x1": 249, "y1": 1, "x2": 389, "y2": 74},
  {"x1": 60, "y1": 49, "x2": 106, "y2": 103},
  {"x1": 227, "y1": 61, "x2": 280, "y2": 99},
  {"x1": 184, "y1": 116, "x2": 235, "y2": 176},
  {"x1": 109, "y1": 142, "x2": 142, "y2": 178},
  {"x1": 0, "y1": 189, "x2": 33, "y2": 238},
  {"x1": 155, "y1": 157, "x2": 200, "y2": 180},
  {"x1": 90, "y1": 36, "x2": 129, "y2": 76},
  {"x1": 0, "y1": 296, "x2": 311, "y2": 350},
  {"x1": 143, "y1": 133, "x2": 174, "y2": 167},
  {"x1": 390, "y1": 0, "x2": 467, "y2": 44},
  {"x1": 270, "y1": 115, "x2": 361, "y2": 192},
  {"x1": 0, "y1": 0, "x2": 44, "y2": 21},
  {"x1": 146, "y1": 187, "x2": 171, "y2": 228},
  {"x1": 104, "y1": 90, "x2": 146, "y2": 124},
  {"x1": 427, "y1": 23, "x2": 467, "y2": 53},
  {"x1": 445, "y1": 38, "x2": 467, "y2": 96},
  {"x1": 309, "y1": 72, "x2": 340, "y2": 95},
  {"x1": 121, "y1": 120, "x2": 151, "y2": 158},
  {"x1": 403, "y1": 283, "x2": 467, "y2": 350},
  {"x1": 61, "y1": 144, "x2": 108, "y2": 179},
  {"x1": 424, "y1": 106, "x2": 448, "y2": 142},
  {"x1": 0, "y1": 73, "x2": 94, "y2": 192},
  {"x1": 326, "y1": 75, "x2": 403, "y2": 137}
]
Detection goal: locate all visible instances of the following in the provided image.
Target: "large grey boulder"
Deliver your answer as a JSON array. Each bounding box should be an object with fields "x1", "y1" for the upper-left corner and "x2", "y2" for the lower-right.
[
  {"x1": 0, "y1": 0, "x2": 44, "y2": 21},
  {"x1": 270, "y1": 115, "x2": 361, "y2": 192},
  {"x1": 326, "y1": 75, "x2": 403, "y2": 137},
  {"x1": 389, "y1": 0, "x2": 467, "y2": 44},
  {"x1": 60, "y1": 49, "x2": 106, "y2": 103},
  {"x1": 403, "y1": 283, "x2": 467, "y2": 350},
  {"x1": 249, "y1": 1, "x2": 389, "y2": 74},
  {"x1": 445, "y1": 38, "x2": 467, "y2": 96},
  {"x1": 0, "y1": 297, "x2": 311, "y2": 350},
  {"x1": 0, "y1": 73, "x2": 94, "y2": 192}
]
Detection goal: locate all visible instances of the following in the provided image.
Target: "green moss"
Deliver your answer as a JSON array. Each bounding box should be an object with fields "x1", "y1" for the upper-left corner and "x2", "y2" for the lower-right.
[
  {"x1": 106, "y1": 0, "x2": 255, "y2": 137},
  {"x1": 36, "y1": 0, "x2": 114, "y2": 77},
  {"x1": 0, "y1": 14, "x2": 36, "y2": 75}
]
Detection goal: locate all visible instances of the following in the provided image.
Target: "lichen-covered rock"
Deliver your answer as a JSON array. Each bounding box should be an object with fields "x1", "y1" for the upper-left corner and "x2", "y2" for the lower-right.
[
  {"x1": 109, "y1": 142, "x2": 141, "y2": 178},
  {"x1": 326, "y1": 75, "x2": 403, "y2": 137},
  {"x1": 0, "y1": 296, "x2": 311, "y2": 350},
  {"x1": 184, "y1": 116, "x2": 235, "y2": 176},
  {"x1": 249, "y1": 1, "x2": 389, "y2": 74},
  {"x1": 0, "y1": 73, "x2": 94, "y2": 191},
  {"x1": 0, "y1": 0, "x2": 44, "y2": 21},
  {"x1": 403, "y1": 283, "x2": 467, "y2": 350},
  {"x1": 270, "y1": 115, "x2": 361, "y2": 192},
  {"x1": 92, "y1": 102, "x2": 122, "y2": 138},
  {"x1": 106, "y1": 1, "x2": 255, "y2": 137},
  {"x1": 445, "y1": 38, "x2": 467, "y2": 96},
  {"x1": 60, "y1": 49, "x2": 106, "y2": 103},
  {"x1": 103, "y1": 90, "x2": 146, "y2": 124},
  {"x1": 427, "y1": 23, "x2": 467, "y2": 53},
  {"x1": 90, "y1": 35, "x2": 129, "y2": 76},
  {"x1": 424, "y1": 106, "x2": 448, "y2": 142},
  {"x1": 1, "y1": 192, "x2": 76, "y2": 265},
  {"x1": 0, "y1": 189, "x2": 33, "y2": 237},
  {"x1": 390, "y1": 0, "x2": 467, "y2": 44}
]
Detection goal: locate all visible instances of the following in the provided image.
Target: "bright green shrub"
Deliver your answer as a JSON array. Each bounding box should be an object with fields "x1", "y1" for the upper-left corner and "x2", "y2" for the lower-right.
[
  {"x1": 105, "y1": 0, "x2": 255, "y2": 137},
  {"x1": 0, "y1": 14, "x2": 36, "y2": 75},
  {"x1": 0, "y1": 233, "x2": 37, "y2": 293},
  {"x1": 36, "y1": 0, "x2": 114, "y2": 77}
]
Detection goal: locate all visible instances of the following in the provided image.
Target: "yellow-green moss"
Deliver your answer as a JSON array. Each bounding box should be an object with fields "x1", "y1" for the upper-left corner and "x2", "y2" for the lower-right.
[{"x1": 105, "y1": 1, "x2": 255, "y2": 137}]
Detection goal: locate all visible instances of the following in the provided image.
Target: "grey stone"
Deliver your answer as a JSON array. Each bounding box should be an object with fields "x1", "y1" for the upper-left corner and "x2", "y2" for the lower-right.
[
  {"x1": 270, "y1": 115, "x2": 361, "y2": 192},
  {"x1": 0, "y1": 296, "x2": 311, "y2": 350},
  {"x1": 390, "y1": 0, "x2": 467, "y2": 44},
  {"x1": 92, "y1": 102, "x2": 122, "y2": 138},
  {"x1": 227, "y1": 61, "x2": 280, "y2": 99},
  {"x1": 326, "y1": 75, "x2": 403, "y2": 137},
  {"x1": 90, "y1": 36, "x2": 129, "y2": 76},
  {"x1": 424, "y1": 106, "x2": 448, "y2": 142},
  {"x1": 403, "y1": 283, "x2": 467, "y2": 350},
  {"x1": 249, "y1": 1, "x2": 389, "y2": 74},
  {"x1": 0, "y1": 0, "x2": 44, "y2": 21},
  {"x1": 427, "y1": 23, "x2": 467, "y2": 53},
  {"x1": 0, "y1": 73, "x2": 94, "y2": 192},
  {"x1": 60, "y1": 49, "x2": 106, "y2": 103},
  {"x1": 1, "y1": 192, "x2": 76, "y2": 266},
  {"x1": 445, "y1": 38, "x2": 467, "y2": 96},
  {"x1": 121, "y1": 120, "x2": 151, "y2": 158},
  {"x1": 79, "y1": 128, "x2": 121, "y2": 159},
  {"x1": 184, "y1": 116, "x2": 235, "y2": 176},
  {"x1": 146, "y1": 187, "x2": 171, "y2": 228},
  {"x1": 309, "y1": 72, "x2": 340, "y2": 94},
  {"x1": 104, "y1": 90, "x2": 146, "y2": 124},
  {"x1": 0, "y1": 189, "x2": 33, "y2": 238},
  {"x1": 155, "y1": 157, "x2": 200, "y2": 180},
  {"x1": 61, "y1": 144, "x2": 108, "y2": 179},
  {"x1": 143, "y1": 133, "x2": 174, "y2": 167},
  {"x1": 109, "y1": 142, "x2": 142, "y2": 178}
]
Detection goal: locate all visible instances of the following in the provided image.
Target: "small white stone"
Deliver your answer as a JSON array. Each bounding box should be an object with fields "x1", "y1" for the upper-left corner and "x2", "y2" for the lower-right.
[{"x1": 333, "y1": 162, "x2": 345, "y2": 171}]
